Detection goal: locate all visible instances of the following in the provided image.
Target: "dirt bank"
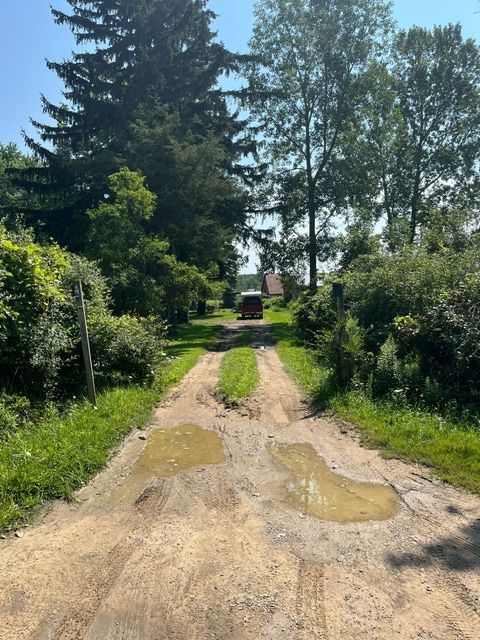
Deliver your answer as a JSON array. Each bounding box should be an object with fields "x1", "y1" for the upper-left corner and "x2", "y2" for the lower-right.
[{"x1": 0, "y1": 319, "x2": 479, "y2": 639}]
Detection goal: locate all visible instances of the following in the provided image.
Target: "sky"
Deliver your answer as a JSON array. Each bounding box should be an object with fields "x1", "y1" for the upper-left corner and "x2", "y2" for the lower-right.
[{"x1": 1, "y1": 1, "x2": 479, "y2": 270}]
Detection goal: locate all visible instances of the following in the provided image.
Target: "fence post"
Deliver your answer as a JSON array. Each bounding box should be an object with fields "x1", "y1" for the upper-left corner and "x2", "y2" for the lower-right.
[
  {"x1": 74, "y1": 280, "x2": 97, "y2": 406},
  {"x1": 332, "y1": 283, "x2": 348, "y2": 387}
]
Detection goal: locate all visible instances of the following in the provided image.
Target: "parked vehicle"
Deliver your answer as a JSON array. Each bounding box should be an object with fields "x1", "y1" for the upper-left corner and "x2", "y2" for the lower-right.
[{"x1": 240, "y1": 292, "x2": 263, "y2": 319}]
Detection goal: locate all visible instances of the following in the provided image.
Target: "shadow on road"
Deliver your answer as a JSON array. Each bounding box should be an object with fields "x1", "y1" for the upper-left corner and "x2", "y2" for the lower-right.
[{"x1": 387, "y1": 511, "x2": 480, "y2": 572}]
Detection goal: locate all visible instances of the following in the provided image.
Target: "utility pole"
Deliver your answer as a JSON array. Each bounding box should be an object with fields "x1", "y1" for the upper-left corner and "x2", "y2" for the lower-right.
[{"x1": 74, "y1": 281, "x2": 97, "y2": 406}]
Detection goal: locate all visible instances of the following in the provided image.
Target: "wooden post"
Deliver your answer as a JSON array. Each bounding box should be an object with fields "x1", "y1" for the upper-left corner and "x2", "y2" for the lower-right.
[
  {"x1": 74, "y1": 281, "x2": 97, "y2": 406},
  {"x1": 332, "y1": 282, "x2": 345, "y2": 320},
  {"x1": 332, "y1": 283, "x2": 347, "y2": 386}
]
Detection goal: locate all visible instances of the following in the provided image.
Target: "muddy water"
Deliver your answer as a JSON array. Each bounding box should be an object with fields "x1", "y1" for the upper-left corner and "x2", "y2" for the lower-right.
[
  {"x1": 106, "y1": 425, "x2": 225, "y2": 507},
  {"x1": 269, "y1": 443, "x2": 399, "y2": 523}
]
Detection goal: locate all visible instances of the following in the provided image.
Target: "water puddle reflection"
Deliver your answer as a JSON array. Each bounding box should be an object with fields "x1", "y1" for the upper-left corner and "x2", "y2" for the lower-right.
[
  {"x1": 269, "y1": 443, "x2": 399, "y2": 523},
  {"x1": 106, "y1": 425, "x2": 225, "y2": 507}
]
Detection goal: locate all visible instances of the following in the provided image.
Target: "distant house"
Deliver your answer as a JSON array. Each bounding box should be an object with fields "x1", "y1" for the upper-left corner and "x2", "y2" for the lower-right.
[{"x1": 262, "y1": 274, "x2": 284, "y2": 298}]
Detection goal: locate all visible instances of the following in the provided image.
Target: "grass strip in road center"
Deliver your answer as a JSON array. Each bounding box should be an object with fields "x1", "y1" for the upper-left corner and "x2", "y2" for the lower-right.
[
  {"x1": 265, "y1": 308, "x2": 480, "y2": 494},
  {"x1": 218, "y1": 347, "x2": 259, "y2": 404},
  {"x1": 0, "y1": 317, "x2": 224, "y2": 531}
]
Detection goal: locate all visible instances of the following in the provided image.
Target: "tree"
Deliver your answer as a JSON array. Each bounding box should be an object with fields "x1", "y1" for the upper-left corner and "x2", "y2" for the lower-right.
[
  {"x1": 16, "y1": 0, "x2": 255, "y2": 287},
  {"x1": 86, "y1": 168, "x2": 209, "y2": 319},
  {"x1": 247, "y1": 0, "x2": 392, "y2": 291},
  {"x1": 363, "y1": 25, "x2": 480, "y2": 246},
  {"x1": 0, "y1": 144, "x2": 39, "y2": 225}
]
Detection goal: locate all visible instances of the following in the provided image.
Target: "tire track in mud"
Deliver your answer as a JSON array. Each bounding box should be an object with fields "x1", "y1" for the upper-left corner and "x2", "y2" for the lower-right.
[
  {"x1": 51, "y1": 479, "x2": 174, "y2": 639},
  {"x1": 51, "y1": 541, "x2": 134, "y2": 640},
  {"x1": 134, "y1": 477, "x2": 174, "y2": 517},
  {"x1": 296, "y1": 559, "x2": 328, "y2": 639},
  {"x1": 177, "y1": 470, "x2": 242, "y2": 522}
]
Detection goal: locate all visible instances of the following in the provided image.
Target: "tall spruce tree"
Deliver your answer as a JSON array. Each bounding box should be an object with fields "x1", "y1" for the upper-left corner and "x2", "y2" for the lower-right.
[{"x1": 17, "y1": 0, "x2": 254, "y2": 282}]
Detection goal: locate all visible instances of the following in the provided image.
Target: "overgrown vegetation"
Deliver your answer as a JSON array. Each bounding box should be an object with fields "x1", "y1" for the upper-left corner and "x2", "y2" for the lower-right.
[
  {"x1": 0, "y1": 317, "x2": 222, "y2": 530},
  {"x1": 218, "y1": 347, "x2": 259, "y2": 404},
  {"x1": 267, "y1": 308, "x2": 480, "y2": 493},
  {"x1": 1, "y1": 0, "x2": 480, "y2": 522},
  {"x1": 292, "y1": 243, "x2": 480, "y2": 411},
  {"x1": 0, "y1": 223, "x2": 163, "y2": 399}
]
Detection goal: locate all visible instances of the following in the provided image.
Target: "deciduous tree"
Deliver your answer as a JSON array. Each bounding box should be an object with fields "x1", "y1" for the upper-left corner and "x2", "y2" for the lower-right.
[{"x1": 248, "y1": 0, "x2": 392, "y2": 291}]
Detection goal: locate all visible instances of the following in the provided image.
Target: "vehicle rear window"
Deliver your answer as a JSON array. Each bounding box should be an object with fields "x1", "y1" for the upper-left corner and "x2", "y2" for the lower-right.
[{"x1": 243, "y1": 296, "x2": 262, "y2": 305}]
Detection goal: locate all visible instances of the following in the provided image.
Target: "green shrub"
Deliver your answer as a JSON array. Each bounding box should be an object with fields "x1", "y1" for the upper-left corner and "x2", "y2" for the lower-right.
[
  {"x1": 374, "y1": 335, "x2": 401, "y2": 397},
  {"x1": 89, "y1": 314, "x2": 165, "y2": 384},
  {"x1": 319, "y1": 315, "x2": 368, "y2": 389},
  {"x1": 291, "y1": 288, "x2": 337, "y2": 345},
  {"x1": 0, "y1": 224, "x2": 164, "y2": 402},
  {"x1": 269, "y1": 296, "x2": 286, "y2": 310}
]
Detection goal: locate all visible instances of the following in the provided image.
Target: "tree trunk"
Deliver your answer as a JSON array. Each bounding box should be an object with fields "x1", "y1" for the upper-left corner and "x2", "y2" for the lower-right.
[
  {"x1": 197, "y1": 300, "x2": 207, "y2": 316},
  {"x1": 308, "y1": 205, "x2": 317, "y2": 294},
  {"x1": 410, "y1": 177, "x2": 420, "y2": 243},
  {"x1": 306, "y1": 144, "x2": 317, "y2": 294},
  {"x1": 409, "y1": 207, "x2": 417, "y2": 244},
  {"x1": 177, "y1": 308, "x2": 189, "y2": 324}
]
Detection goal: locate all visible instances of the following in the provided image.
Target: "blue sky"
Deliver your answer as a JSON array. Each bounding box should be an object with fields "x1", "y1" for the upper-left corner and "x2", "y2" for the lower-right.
[{"x1": 1, "y1": 1, "x2": 479, "y2": 147}]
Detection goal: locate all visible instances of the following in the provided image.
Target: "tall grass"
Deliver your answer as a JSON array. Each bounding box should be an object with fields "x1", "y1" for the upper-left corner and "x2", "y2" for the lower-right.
[
  {"x1": 266, "y1": 308, "x2": 480, "y2": 494},
  {"x1": 218, "y1": 347, "x2": 259, "y2": 403},
  {"x1": 0, "y1": 317, "x2": 222, "y2": 530}
]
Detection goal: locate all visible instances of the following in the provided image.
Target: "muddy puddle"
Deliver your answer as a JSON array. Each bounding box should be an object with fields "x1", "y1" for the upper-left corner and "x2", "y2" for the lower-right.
[
  {"x1": 106, "y1": 425, "x2": 225, "y2": 507},
  {"x1": 269, "y1": 443, "x2": 399, "y2": 523}
]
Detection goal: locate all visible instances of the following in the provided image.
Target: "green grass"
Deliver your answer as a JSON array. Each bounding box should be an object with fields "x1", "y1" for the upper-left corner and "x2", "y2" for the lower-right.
[
  {"x1": 0, "y1": 315, "x2": 224, "y2": 530},
  {"x1": 218, "y1": 347, "x2": 259, "y2": 403},
  {"x1": 265, "y1": 309, "x2": 332, "y2": 400},
  {"x1": 189, "y1": 309, "x2": 237, "y2": 325},
  {"x1": 265, "y1": 308, "x2": 480, "y2": 493},
  {"x1": 330, "y1": 393, "x2": 480, "y2": 493}
]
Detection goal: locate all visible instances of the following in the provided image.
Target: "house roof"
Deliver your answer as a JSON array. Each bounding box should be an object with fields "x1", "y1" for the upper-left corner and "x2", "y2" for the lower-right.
[{"x1": 263, "y1": 274, "x2": 284, "y2": 296}]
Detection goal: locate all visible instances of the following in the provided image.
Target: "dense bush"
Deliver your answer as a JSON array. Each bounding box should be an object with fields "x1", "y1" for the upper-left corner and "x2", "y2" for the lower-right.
[
  {"x1": 291, "y1": 288, "x2": 337, "y2": 345},
  {"x1": 319, "y1": 315, "x2": 369, "y2": 389},
  {"x1": 293, "y1": 243, "x2": 480, "y2": 409},
  {"x1": 0, "y1": 225, "x2": 164, "y2": 401},
  {"x1": 89, "y1": 314, "x2": 163, "y2": 385}
]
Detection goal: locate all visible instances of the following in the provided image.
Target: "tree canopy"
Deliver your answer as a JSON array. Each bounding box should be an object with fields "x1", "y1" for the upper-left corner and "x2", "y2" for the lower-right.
[{"x1": 247, "y1": 0, "x2": 392, "y2": 290}]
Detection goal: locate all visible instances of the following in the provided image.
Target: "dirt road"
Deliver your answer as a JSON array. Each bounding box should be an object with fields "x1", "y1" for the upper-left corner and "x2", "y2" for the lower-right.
[{"x1": 1, "y1": 320, "x2": 479, "y2": 639}]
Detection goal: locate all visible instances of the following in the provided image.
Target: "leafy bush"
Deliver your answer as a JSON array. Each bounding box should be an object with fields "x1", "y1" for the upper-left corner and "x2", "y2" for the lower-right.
[
  {"x1": 319, "y1": 315, "x2": 368, "y2": 389},
  {"x1": 291, "y1": 288, "x2": 337, "y2": 345},
  {"x1": 374, "y1": 335, "x2": 401, "y2": 397},
  {"x1": 89, "y1": 314, "x2": 165, "y2": 384},
  {"x1": 269, "y1": 296, "x2": 286, "y2": 311},
  {"x1": 0, "y1": 224, "x2": 164, "y2": 401},
  {"x1": 292, "y1": 244, "x2": 480, "y2": 409}
]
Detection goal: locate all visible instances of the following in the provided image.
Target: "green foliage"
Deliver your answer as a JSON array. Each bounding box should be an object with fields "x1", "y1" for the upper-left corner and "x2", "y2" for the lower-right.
[
  {"x1": 0, "y1": 144, "x2": 39, "y2": 221},
  {"x1": 293, "y1": 243, "x2": 480, "y2": 409},
  {"x1": 0, "y1": 224, "x2": 163, "y2": 399},
  {"x1": 236, "y1": 273, "x2": 262, "y2": 293},
  {"x1": 344, "y1": 248, "x2": 463, "y2": 347},
  {"x1": 263, "y1": 296, "x2": 285, "y2": 311},
  {"x1": 89, "y1": 314, "x2": 164, "y2": 385},
  {"x1": 291, "y1": 288, "x2": 337, "y2": 346},
  {"x1": 361, "y1": 25, "x2": 480, "y2": 246},
  {"x1": 87, "y1": 168, "x2": 210, "y2": 318},
  {"x1": 320, "y1": 316, "x2": 368, "y2": 389},
  {"x1": 218, "y1": 347, "x2": 260, "y2": 403},
  {"x1": 374, "y1": 335, "x2": 401, "y2": 397},
  {"x1": 17, "y1": 0, "x2": 253, "y2": 288},
  {"x1": 248, "y1": 0, "x2": 392, "y2": 288},
  {"x1": 0, "y1": 314, "x2": 224, "y2": 529}
]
